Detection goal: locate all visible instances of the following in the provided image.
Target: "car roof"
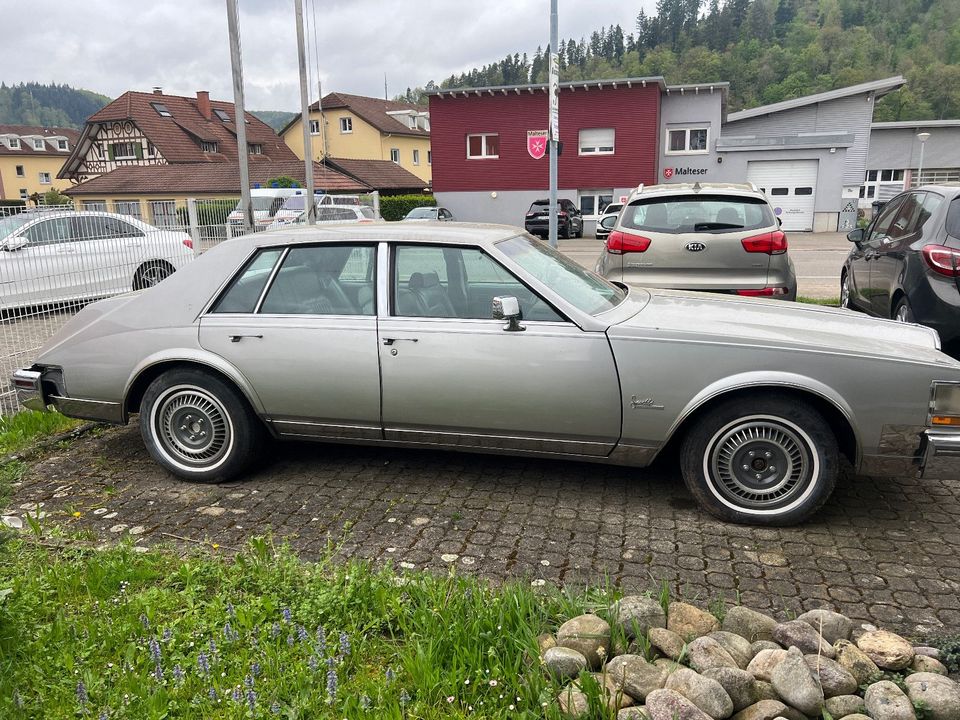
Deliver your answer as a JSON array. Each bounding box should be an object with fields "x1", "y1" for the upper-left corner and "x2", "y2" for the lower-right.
[
  {"x1": 252, "y1": 222, "x2": 522, "y2": 248},
  {"x1": 628, "y1": 182, "x2": 764, "y2": 202}
]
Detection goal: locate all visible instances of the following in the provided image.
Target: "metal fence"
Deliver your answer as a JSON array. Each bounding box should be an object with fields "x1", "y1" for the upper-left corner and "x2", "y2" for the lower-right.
[{"x1": 0, "y1": 193, "x2": 380, "y2": 415}]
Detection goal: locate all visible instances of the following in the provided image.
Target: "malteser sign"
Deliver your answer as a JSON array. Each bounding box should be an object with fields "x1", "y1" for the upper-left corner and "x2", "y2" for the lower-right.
[{"x1": 663, "y1": 166, "x2": 708, "y2": 179}]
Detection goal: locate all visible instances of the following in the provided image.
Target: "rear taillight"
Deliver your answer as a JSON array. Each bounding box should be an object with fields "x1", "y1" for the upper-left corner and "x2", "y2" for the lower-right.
[
  {"x1": 559, "y1": 210, "x2": 567, "y2": 218},
  {"x1": 736, "y1": 287, "x2": 789, "y2": 297},
  {"x1": 183, "y1": 237, "x2": 194, "y2": 249},
  {"x1": 922, "y1": 244, "x2": 960, "y2": 277},
  {"x1": 607, "y1": 230, "x2": 651, "y2": 254},
  {"x1": 741, "y1": 230, "x2": 787, "y2": 255}
]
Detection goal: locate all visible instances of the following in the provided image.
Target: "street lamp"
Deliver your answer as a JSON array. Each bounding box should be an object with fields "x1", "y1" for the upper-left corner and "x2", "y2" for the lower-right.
[{"x1": 917, "y1": 132, "x2": 931, "y2": 187}]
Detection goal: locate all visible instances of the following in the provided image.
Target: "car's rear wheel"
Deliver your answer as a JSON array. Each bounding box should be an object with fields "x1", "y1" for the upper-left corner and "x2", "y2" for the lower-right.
[
  {"x1": 840, "y1": 271, "x2": 852, "y2": 310},
  {"x1": 133, "y1": 261, "x2": 175, "y2": 290},
  {"x1": 139, "y1": 368, "x2": 265, "y2": 483},
  {"x1": 679, "y1": 394, "x2": 838, "y2": 525},
  {"x1": 893, "y1": 296, "x2": 914, "y2": 323}
]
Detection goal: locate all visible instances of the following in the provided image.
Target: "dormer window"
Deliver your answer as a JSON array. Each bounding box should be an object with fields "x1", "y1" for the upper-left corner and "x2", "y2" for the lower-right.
[
  {"x1": 8, "y1": 138, "x2": 20, "y2": 149},
  {"x1": 151, "y1": 102, "x2": 172, "y2": 117},
  {"x1": 57, "y1": 139, "x2": 68, "y2": 151},
  {"x1": 33, "y1": 138, "x2": 45, "y2": 150},
  {"x1": 200, "y1": 141, "x2": 218, "y2": 153},
  {"x1": 248, "y1": 143, "x2": 262, "y2": 154},
  {"x1": 213, "y1": 109, "x2": 231, "y2": 122}
]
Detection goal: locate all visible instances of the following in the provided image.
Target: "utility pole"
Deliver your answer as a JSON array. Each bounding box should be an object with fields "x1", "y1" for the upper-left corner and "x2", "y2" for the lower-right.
[
  {"x1": 548, "y1": 0, "x2": 559, "y2": 248},
  {"x1": 295, "y1": 0, "x2": 316, "y2": 223},
  {"x1": 226, "y1": 0, "x2": 252, "y2": 233}
]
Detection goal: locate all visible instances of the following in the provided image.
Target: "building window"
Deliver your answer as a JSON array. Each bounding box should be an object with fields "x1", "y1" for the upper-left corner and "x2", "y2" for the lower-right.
[
  {"x1": 57, "y1": 139, "x2": 68, "y2": 151},
  {"x1": 200, "y1": 141, "x2": 218, "y2": 153},
  {"x1": 151, "y1": 102, "x2": 172, "y2": 117},
  {"x1": 83, "y1": 200, "x2": 107, "y2": 211},
  {"x1": 149, "y1": 200, "x2": 178, "y2": 227},
  {"x1": 249, "y1": 143, "x2": 263, "y2": 154},
  {"x1": 413, "y1": 149, "x2": 420, "y2": 165},
  {"x1": 33, "y1": 138, "x2": 45, "y2": 150},
  {"x1": 15, "y1": 164, "x2": 24, "y2": 177},
  {"x1": 19, "y1": 188, "x2": 28, "y2": 200},
  {"x1": 863, "y1": 168, "x2": 907, "y2": 201},
  {"x1": 145, "y1": 142, "x2": 157, "y2": 158},
  {"x1": 9, "y1": 138, "x2": 20, "y2": 149},
  {"x1": 427, "y1": 150, "x2": 432, "y2": 165},
  {"x1": 666, "y1": 127, "x2": 709, "y2": 154},
  {"x1": 309, "y1": 119, "x2": 321, "y2": 134},
  {"x1": 39, "y1": 172, "x2": 52, "y2": 185},
  {"x1": 114, "y1": 200, "x2": 143, "y2": 219},
  {"x1": 466, "y1": 133, "x2": 500, "y2": 159},
  {"x1": 111, "y1": 142, "x2": 138, "y2": 160},
  {"x1": 579, "y1": 190, "x2": 614, "y2": 217},
  {"x1": 213, "y1": 108, "x2": 231, "y2": 122},
  {"x1": 340, "y1": 117, "x2": 353, "y2": 133},
  {"x1": 390, "y1": 148, "x2": 400, "y2": 163},
  {"x1": 579, "y1": 128, "x2": 615, "y2": 155}
]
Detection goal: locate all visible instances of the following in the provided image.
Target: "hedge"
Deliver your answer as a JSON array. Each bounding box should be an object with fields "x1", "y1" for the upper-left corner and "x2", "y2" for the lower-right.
[{"x1": 380, "y1": 194, "x2": 436, "y2": 221}]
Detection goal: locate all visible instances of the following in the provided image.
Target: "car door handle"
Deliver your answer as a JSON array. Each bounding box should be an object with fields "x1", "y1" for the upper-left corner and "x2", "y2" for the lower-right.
[
  {"x1": 382, "y1": 337, "x2": 418, "y2": 345},
  {"x1": 229, "y1": 334, "x2": 263, "y2": 343}
]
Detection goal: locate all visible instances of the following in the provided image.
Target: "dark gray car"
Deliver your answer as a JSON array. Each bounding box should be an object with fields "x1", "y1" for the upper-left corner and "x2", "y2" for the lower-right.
[
  {"x1": 842, "y1": 184, "x2": 960, "y2": 353},
  {"x1": 596, "y1": 183, "x2": 798, "y2": 300}
]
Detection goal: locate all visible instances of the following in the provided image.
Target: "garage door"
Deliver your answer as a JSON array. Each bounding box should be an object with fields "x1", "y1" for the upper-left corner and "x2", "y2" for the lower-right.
[{"x1": 747, "y1": 160, "x2": 818, "y2": 232}]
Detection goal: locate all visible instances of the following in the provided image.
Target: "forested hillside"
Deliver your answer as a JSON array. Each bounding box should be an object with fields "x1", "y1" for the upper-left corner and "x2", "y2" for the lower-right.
[
  {"x1": 0, "y1": 83, "x2": 110, "y2": 128},
  {"x1": 400, "y1": 0, "x2": 960, "y2": 120}
]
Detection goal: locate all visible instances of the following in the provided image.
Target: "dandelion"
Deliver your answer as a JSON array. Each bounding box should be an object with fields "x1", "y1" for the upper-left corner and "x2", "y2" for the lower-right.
[
  {"x1": 270, "y1": 622, "x2": 281, "y2": 639},
  {"x1": 282, "y1": 607, "x2": 292, "y2": 623},
  {"x1": 139, "y1": 614, "x2": 150, "y2": 631},
  {"x1": 339, "y1": 632, "x2": 351, "y2": 656},
  {"x1": 211, "y1": 543, "x2": 220, "y2": 550},
  {"x1": 73, "y1": 511, "x2": 82, "y2": 518},
  {"x1": 173, "y1": 664, "x2": 184, "y2": 684},
  {"x1": 247, "y1": 689, "x2": 256, "y2": 713},
  {"x1": 148, "y1": 638, "x2": 162, "y2": 664},
  {"x1": 326, "y1": 667, "x2": 338, "y2": 702},
  {"x1": 76, "y1": 681, "x2": 88, "y2": 706},
  {"x1": 399, "y1": 689, "x2": 410, "y2": 706},
  {"x1": 360, "y1": 694, "x2": 372, "y2": 710},
  {"x1": 197, "y1": 651, "x2": 210, "y2": 676}
]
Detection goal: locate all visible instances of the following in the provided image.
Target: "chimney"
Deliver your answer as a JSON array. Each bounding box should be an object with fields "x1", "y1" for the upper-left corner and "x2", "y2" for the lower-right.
[
  {"x1": 196, "y1": 90, "x2": 211, "y2": 120},
  {"x1": 152, "y1": 87, "x2": 163, "y2": 95}
]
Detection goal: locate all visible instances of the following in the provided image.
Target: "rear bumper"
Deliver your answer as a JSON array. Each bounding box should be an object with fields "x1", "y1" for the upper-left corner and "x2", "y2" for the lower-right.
[
  {"x1": 920, "y1": 430, "x2": 960, "y2": 480},
  {"x1": 11, "y1": 366, "x2": 124, "y2": 423}
]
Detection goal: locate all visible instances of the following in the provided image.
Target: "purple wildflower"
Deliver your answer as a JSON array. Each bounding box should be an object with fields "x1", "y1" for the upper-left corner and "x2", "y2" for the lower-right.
[
  {"x1": 296, "y1": 624, "x2": 308, "y2": 642},
  {"x1": 400, "y1": 689, "x2": 411, "y2": 706},
  {"x1": 208, "y1": 687, "x2": 217, "y2": 701},
  {"x1": 232, "y1": 686, "x2": 241, "y2": 702},
  {"x1": 327, "y1": 656, "x2": 336, "y2": 669},
  {"x1": 247, "y1": 689, "x2": 256, "y2": 713},
  {"x1": 316, "y1": 626, "x2": 327, "y2": 655},
  {"x1": 282, "y1": 607, "x2": 292, "y2": 623},
  {"x1": 197, "y1": 651, "x2": 210, "y2": 676},
  {"x1": 153, "y1": 664, "x2": 164, "y2": 682},
  {"x1": 223, "y1": 622, "x2": 238, "y2": 642},
  {"x1": 308, "y1": 655, "x2": 318, "y2": 672},
  {"x1": 385, "y1": 667, "x2": 395, "y2": 683},
  {"x1": 148, "y1": 638, "x2": 162, "y2": 664},
  {"x1": 360, "y1": 694, "x2": 372, "y2": 710},
  {"x1": 76, "y1": 681, "x2": 88, "y2": 706},
  {"x1": 326, "y1": 667, "x2": 338, "y2": 702},
  {"x1": 245, "y1": 675, "x2": 254, "y2": 689},
  {"x1": 226, "y1": 601, "x2": 236, "y2": 618},
  {"x1": 339, "y1": 632, "x2": 351, "y2": 656},
  {"x1": 139, "y1": 613, "x2": 150, "y2": 631},
  {"x1": 99, "y1": 712, "x2": 109, "y2": 720},
  {"x1": 251, "y1": 661, "x2": 262, "y2": 678},
  {"x1": 270, "y1": 702, "x2": 281, "y2": 714},
  {"x1": 270, "y1": 622, "x2": 281, "y2": 639},
  {"x1": 209, "y1": 638, "x2": 217, "y2": 655},
  {"x1": 173, "y1": 664, "x2": 184, "y2": 684},
  {"x1": 286, "y1": 633, "x2": 295, "y2": 647}
]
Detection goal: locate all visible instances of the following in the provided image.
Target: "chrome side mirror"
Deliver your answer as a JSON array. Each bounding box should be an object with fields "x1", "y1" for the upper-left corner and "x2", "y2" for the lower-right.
[
  {"x1": 1, "y1": 236, "x2": 27, "y2": 251},
  {"x1": 492, "y1": 295, "x2": 525, "y2": 332}
]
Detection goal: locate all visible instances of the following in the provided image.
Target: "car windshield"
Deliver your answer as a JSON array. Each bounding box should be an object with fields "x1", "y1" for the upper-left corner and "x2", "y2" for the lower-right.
[
  {"x1": 497, "y1": 235, "x2": 626, "y2": 315},
  {"x1": 406, "y1": 208, "x2": 436, "y2": 219},
  {"x1": 281, "y1": 196, "x2": 307, "y2": 211},
  {"x1": 360, "y1": 207, "x2": 377, "y2": 219},
  {"x1": 0, "y1": 213, "x2": 37, "y2": 239},
  {"x1": 622, "y1": 194, "x2": 774, "y2": 234}
]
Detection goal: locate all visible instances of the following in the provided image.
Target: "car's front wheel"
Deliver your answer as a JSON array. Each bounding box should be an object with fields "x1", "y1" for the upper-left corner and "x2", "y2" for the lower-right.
[
  {"x1": 679, "y1": 394, "x2": 838, "y2": 525},
  {"x1": 139, "y1": 368, "x2": 265, "y2": 483},
  {"x1": 840, "y1": 271, "x2": 854, "y2": 310}
]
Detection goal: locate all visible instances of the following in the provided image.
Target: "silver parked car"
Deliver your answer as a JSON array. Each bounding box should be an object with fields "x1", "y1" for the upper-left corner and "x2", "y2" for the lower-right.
[
  {"x1": 402, "y1": 206, "x2": 456, "y2": 222},
  {"x1": 13, "y1": 224, "x2": 960, "y2": 525},
  {"x1": 597, "y1": 183, "x2": 798, "y2": 300},
  {"x1": 0, "y1": 210, "x2": 194, "y2": 311}
]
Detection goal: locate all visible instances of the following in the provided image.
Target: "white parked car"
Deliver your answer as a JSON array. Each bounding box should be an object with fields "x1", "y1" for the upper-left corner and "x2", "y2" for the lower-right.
[
  {"x1": 0, "y1": 210, "x2": 194, "y2": 311},
  {"x1": 268, "y1": 195, "x2": 377, "y2": 229},
  {"x1": 595, "y1": 202, "x2": 623, "y2": 241},
  {"x1": 227, "y1": 188, "x2": 302, "y2": 235},
  {"x1": 402, "y1": 206, "x2": 456, "y2": 222}
]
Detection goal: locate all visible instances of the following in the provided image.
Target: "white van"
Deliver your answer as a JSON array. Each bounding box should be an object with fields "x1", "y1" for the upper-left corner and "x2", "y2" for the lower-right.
[
  {"x1": 227, "y1": 188, "x2": 302, "y2": 236},
  {"x1": 268, "y1": 192, "x2": 375, "y2": 228}
]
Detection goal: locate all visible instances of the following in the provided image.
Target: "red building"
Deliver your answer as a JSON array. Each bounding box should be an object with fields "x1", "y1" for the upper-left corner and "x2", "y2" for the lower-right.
[{"x1": 429, "y1": 78, "x2": 663, "y2": 226}]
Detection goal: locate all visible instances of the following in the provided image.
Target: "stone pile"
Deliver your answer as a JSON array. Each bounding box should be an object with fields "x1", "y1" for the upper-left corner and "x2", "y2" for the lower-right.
[{"x1": 539, "y1": 599, "x2": 960, "y2": 720}]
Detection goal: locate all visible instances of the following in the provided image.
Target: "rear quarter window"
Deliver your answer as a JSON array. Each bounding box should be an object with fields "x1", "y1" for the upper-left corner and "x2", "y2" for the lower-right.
[
  {"x1": 947, "y1": 198, "x2": 960, "y2": 239},
  {"x1": 622, "y1": 194, "x2": 774, "y2": 234}
]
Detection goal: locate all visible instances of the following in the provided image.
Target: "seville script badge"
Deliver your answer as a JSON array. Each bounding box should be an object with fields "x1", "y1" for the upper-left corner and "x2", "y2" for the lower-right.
[{"x1": 527, "y1": 130, "x2": 548, "y2": 160}]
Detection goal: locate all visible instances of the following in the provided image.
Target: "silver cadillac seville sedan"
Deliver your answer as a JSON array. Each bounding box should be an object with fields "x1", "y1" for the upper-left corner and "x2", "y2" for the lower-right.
[{"x1": 12, "y1": 223, "x2": 960, "y2": 526}]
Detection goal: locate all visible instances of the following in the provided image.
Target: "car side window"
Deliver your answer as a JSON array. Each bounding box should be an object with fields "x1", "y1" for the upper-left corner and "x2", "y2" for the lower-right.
[
  {"x1": 211, "y1": 248, "x2": 284, "y2": 313},
  {"x1": 260, "y1": 244, "x2": 375, "y2": 315},
  {"x1": 867, "y1": 195, "x2": 906, "y2": 244},
  {"x1": 888, "y1": 193, "x2": 926, "y2": 240},
  {"x1": 22, "y1": 218, "x2": 72, "y2": 246},
  {"x1": 947, "y1": 198, "x2": 960, "y2": 240},
  {"x1": 393, "y1": 244, "x2": 562, "y2": 322}
]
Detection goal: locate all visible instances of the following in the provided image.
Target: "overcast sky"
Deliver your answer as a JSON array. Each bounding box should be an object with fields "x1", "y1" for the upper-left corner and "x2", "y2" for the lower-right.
[{"x1": 2, "y1": 0, "x2": 656, "y2": 111}]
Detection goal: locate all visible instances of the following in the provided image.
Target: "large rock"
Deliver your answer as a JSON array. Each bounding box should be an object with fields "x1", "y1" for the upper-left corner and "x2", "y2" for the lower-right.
[
  {"x1": 708, "y1": 631, "x2": 754, "y2": 668},
  {"x1": 539, "y1": 633, "x2": 557, "y2": 654},
  {"x1": 864, "y1": 680, "x2": 917, "y2": 720},
  {"x1": 618, "y1": 709, "x2": 651, "y2": 720},
  {"x1": 703, "y1": 667, "x2": 760, "y2": 712},
  {"x1": 654, "y1": 658, "x2": 683, "y2": 675},
  {"x1": 857, "y1": 630, "x2": 914, "y2": 671},
  {"x1": 824, "y1": 695, "x2": 868, "y2": 718},
  {"x1": 836, "y1": 716, "x2": 872, "y2": 720},
  {"x1": 750, "y1": 640, "x2": 781, "y2": 655},
  {"x1": 688, "y1": 636, "x2": 740, "y2": 672},
  {"x1": 607, "y1": 654, "x2": 668, "y2": 702},
  {"x1": 772, "y1": 620, "x2": 835, "y2": 658},
  {"x1": 644, "y1": 689, "x2": 714, "y2": 720},
  {"x1": 649, "y1": 627, "x2": 686, "y2": 661},
  {"x1": 730, "y1": 700, "x2": 789, "y2": 720},
  {"x1": 558, "y1": 685, "x2": 590, "y2": 719},
  {"x1": 753, "y1": 681, "x2": 778, "y2": 701},
  {"x1": 770, "y1": 647, "x2": 824, "y2": 716},
  {"x1": 905, "y1": 672, "x2": 960, "y2": 720},
  {"x1": 834, "y1": 639, "x2": 880, "y2": 686},
  {"x1": 666, "y1": 667, "x2": 735, "y2": 719},
  {"x1": 796, "y1": 609, "x2": 853, "y2": 645},
  {"x1": 913, "y1": 646, "x2": 941, "y2": 659},
  {"x1": 910, "y1": 654, "x2": 948, "y2": 675},
  {"x1": 557, "y1": 614, "x2": 611, "y2": 669},
  {"x1": 668, "y1": 602, "x2": 720, "y2": 641},
  {"x1": 745, "y1": 648, "x2": 788, "y2": 682},
  {"x1": 611, "y1": 596, "x2": 667, "y2": 639},
  {"x1": 544, "y1": 646, "x2": 588, "y2": 680},
  {"x1": 804, "y1": 654, "x2": 858, "y2": 697},
  {"x1": 723, "y1": 606, "x2": 778, "y2": 643}
]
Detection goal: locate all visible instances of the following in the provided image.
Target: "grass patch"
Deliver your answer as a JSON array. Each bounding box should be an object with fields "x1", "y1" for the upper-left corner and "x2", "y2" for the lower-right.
[
  {"x1": 0, "y1": 460, "x2": 26, "y2": 509},
  {"x1": 0, "y1": 410, "x2": 81, "y2": 457},
  {"x1": 0, "y1": 537, "x2": 618, "y2": 719},
  {"x1": 797, "y1": 296, "x2": 840, "y2": 307}
]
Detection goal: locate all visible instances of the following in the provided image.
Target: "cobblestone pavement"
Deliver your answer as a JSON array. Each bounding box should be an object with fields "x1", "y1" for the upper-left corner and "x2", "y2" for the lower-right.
[{"x1": 5, "y1": 424, "x2": 960, "y2": 640}]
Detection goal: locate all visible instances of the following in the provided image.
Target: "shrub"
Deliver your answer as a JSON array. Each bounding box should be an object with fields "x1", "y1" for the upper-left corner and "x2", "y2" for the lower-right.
[{"x1": 379, "y1": 194, "x2": 436, "y2": 221}]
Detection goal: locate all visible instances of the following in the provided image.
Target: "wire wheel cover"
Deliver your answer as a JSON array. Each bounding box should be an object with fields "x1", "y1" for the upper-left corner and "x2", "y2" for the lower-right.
[
  {"x1": 139, "y1": 265, "x2": 170, "y2": 287},
  {"x1": 155, "y1": 387, "x2": 231, "y2": 467},
  {"x1": 708, "y1": 418, "x2": 812, "y2": 508}
]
